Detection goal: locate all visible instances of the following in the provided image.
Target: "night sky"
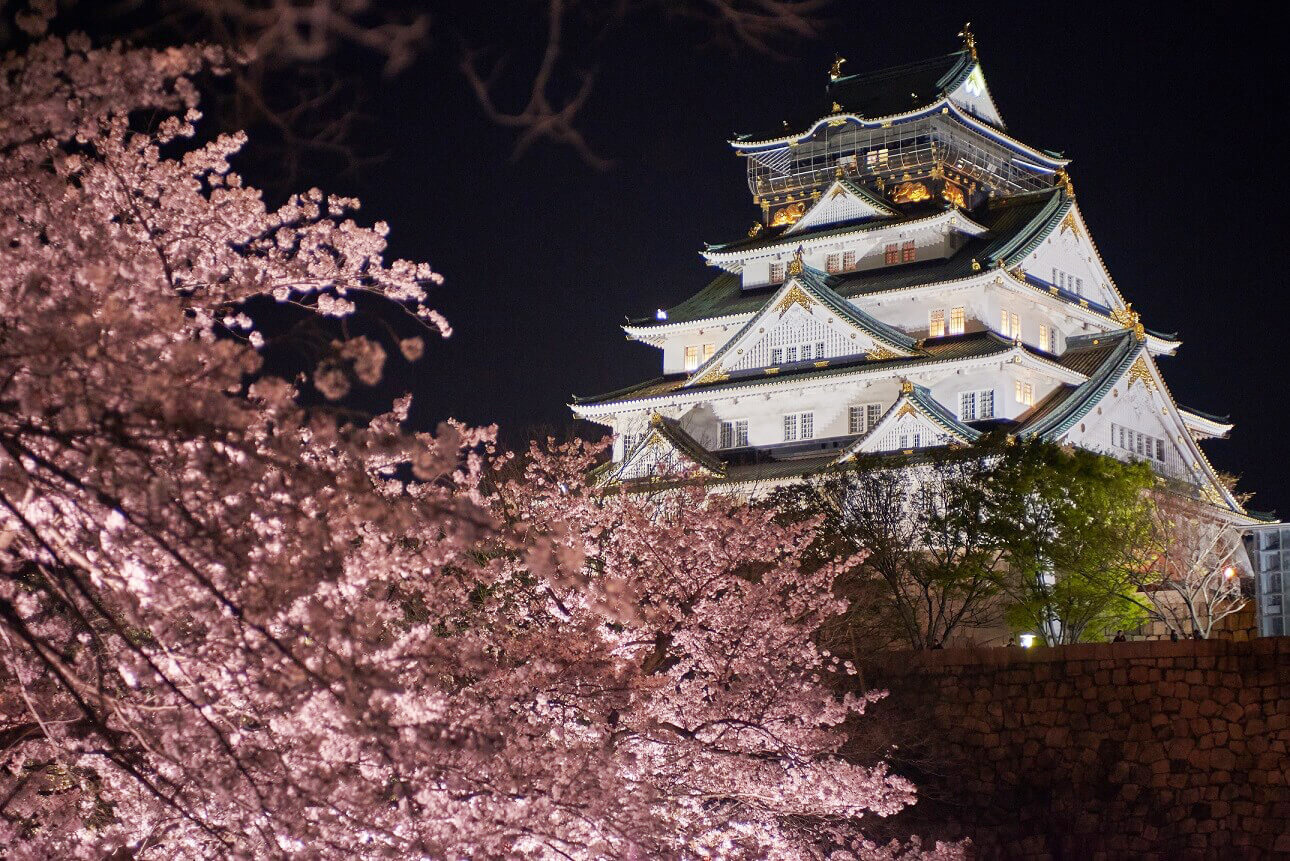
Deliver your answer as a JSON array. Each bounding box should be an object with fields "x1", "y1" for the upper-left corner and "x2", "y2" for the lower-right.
[{"x1": 71, "y1": 3, "x2": 1290, "y2": 514}]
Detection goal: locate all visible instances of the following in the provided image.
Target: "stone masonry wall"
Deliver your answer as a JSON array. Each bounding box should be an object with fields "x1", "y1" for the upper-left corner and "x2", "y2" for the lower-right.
[{"x1": 856, "y1": 638, "x2": 1290, "y2": 860}]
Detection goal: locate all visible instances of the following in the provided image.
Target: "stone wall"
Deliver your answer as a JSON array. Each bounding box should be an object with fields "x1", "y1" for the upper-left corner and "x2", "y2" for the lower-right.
[{"x1": 855, "y1": 638, "x2": 1290, "y2": 860}]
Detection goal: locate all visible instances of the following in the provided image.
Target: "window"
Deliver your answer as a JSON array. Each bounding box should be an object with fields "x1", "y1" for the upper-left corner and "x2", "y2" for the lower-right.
[
  {"x1": 1111, "y1": 423, "x2": 1165, "y2": 463},
  {"x1": 783, "y1": 412, "x2": 814, "y2": 441},
  {"x1": 620, "y1": 433, "x2": 640, "y2": 457},
  {"x1": 800, "y1": 343, "x2": 813, "y2": 361},
  {"x1": 719, "y1": 419, "x2": 749, "y2": 449},
  {"x1": 770, "y1": 261, "x2": 785, "y2": 283},
  {"x1": 898, "y1": 432, "x2": 922, "y2": 449},
  {"x1": 960, "y1": 390, "x2": 995, "y2": 421},
  {"x1": 928, "y1": 309, "x2": 946, "y2": 338},
  {"x1": 826, "y1": 253, "x2": 842, "y2": 274},
  {"x1": 843, "y1": 250, "x2": 857, "y2": 271},
  {"x1": 884, "y1": 243, "x2": 899, "y2": 265},
  {"x1": 816, "y1": 341, "x2": 825, "y2": 358},
  {"x1": 1014, "y1": 380, "x2": 1034, "y2": 406},
  {"x1": 865, "y1": 147, "x2": 889, "y2": 169},
  {"x1": 901, "y1": 241, "x2": 916, "y2": 263},
  {"x1": 1038, "y1": 324, "x2": 1057, "y2": 353},
  {"x1": 1000, "y1": 309, "x2": 1021, "y2": 339},
  {"x1": 786, "y1": 346, "x2": 798, "y2": 363},
  {"x1": 683, "y1": 343, "x2": 714, "y2": 371},
  {"x1": 1052, "y1": 267, "x2": 1084, "y2": 296},
  {"x1": 849, "y1": 403, "x2": 882, "y2": 435},
  {"x1": 770, "y1": 348, "x2": 783, "y2": 365},
  {"x1": 949, "y1": 307, "x2": 965, "y2": 335}
]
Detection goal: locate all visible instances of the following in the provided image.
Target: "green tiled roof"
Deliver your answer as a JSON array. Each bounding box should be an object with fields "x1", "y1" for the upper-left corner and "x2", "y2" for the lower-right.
[
  {"x1": 733, "y1": 51, "x2": 975, "y2": 142},
  {"x1": 632, "y1": 191, "x2": 1062, "y2": 328},
  {"x1": 1019, "y1": 330, "x2": 1140, "y2": 439},
  {"x1": 828, "y1": 51, "x2": 974, "y2": 120},
  {"x1": 575, "y1": 331, "x2": 1015, "y2": 407}
]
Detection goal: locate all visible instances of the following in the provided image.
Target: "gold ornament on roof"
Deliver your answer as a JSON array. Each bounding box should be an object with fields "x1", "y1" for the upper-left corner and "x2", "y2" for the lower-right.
[
  {"x1": 786, "y1": 246, "x2": 805, "y2": 276},
  {"x1": 1059, "y1": 210, "x2": 1082, "y2": 238},
  {"x1": 1056, "y1": 168, "x2": 1075, "y2": 197},
  {"x1": 829, "y1": 54, "x2": 847, "y2": 80},
  {"x1": 747, "y1": 222, "x2": 763, "y2": 237},
  {"x1": 890, "y1": 181, "x2": 932, "y2": 204},
  {"x1": 769, "y1": 201, "x2": 806, "y2": 227},
  {"x1": 959, "y1": 22, "x2": 978, "y2": 59},
  {"x1": 1127, "y1": 357, "x2": 1154, "y2": 390},
  {"x1": 831, "y1": 101, "x2": 843, "y2": 112},
  {"x1": 866, "y1": 345, "x2": 901, "y2": 361},
  {"x1": 942, "y1": 181, "x2": 966, "y2": 209},
  {"x1": 774, "y1": 283, "x2": 815, "y2": 317},
  {"x1": 901, "y1": 379, "x2": 914, "y2": 394}
]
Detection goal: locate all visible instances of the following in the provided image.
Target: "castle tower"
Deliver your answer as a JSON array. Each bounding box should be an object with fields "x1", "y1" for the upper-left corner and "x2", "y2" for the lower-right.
[{"x1": 571, "y1": 30, "x2": 1248, "y2": 518}]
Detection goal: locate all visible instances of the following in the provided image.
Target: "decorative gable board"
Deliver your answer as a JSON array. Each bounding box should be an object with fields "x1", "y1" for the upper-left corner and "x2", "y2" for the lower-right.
[
  {"x1": 946, "y1": 63, "x2": 1005, "y2": 128},
  {"x1": 837, "y1": 385, "x2": 978, "y2": 459},
  {"x1": 1060, "y1": 354, "x2": 1239, "y2": 511},
  {"x1": 1017, "y1": 202, "x2": 1123, "y2": 312},
  {"x1": 685, "y1": 273, "x2": 916, "y2": 387},
  {"x1": 785, "y1": 180, "x2": 896, "y2": 234},
  {"x1": 615, "y1": 425, "x2": 718, "y2": 482}
]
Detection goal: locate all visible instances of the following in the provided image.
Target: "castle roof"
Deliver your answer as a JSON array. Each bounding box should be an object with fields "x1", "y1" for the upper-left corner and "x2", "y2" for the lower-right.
[{"x1": 633, "y1": 191, "x2": 1062, "y2": 328}]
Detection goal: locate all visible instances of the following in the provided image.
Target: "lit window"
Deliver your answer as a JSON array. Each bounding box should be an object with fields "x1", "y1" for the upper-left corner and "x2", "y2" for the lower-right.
[
  {"x1": 770, "y1": 262, "x2": 785, "y2": 282},
  {"x1": 849, "y1": 402, "x2": 882, "y2": 435},
  {"x1": 843, "y1": 250, "x2": 857, "y2": 270},
  {"x1": 1038, "y1": 325, "x2": 1056, "y2": 353},
  {"x1": 702, "y1": 343, "x2": 715, "y2": 362},
  {"x1": 929, "y1": 309, "x2": 946, "y2": 338},
  {"x1": 901, "y1": 241, "x2": 916, "y2": 263},
  {"x1": 720, "y1": 419, "x2": 749, "y2": 449},
  {"x1": 949, "y1": 307, "x2": 965, "y2": 335},
  {"x1": 1014, "y1": 380, "x2": 1034, "y2": 406},
  {"x1": 683, "y1": 345, "x2": 700, "y2": 371},
  {"x1": 1000, "y1": 309, "x2": 1021, "y2": 339},
  {"x1": 865, "y1": 148, "x2": 889, "y2": 169},
  {"x1": 826, "y1": 253, "x2": 842, "y2": 274},
  {"x1": 884, "y1": 244, "x2": 899, "y2": 265}
]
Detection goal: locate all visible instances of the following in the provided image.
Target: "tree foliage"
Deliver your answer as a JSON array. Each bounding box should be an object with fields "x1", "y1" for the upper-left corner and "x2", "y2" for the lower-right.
[
  {"x1": 0, "y1": 29, "x2": 957, "y2": 859},
  {"x1": 985, "y1": 438, "x2": 1155, "y2": 645}
]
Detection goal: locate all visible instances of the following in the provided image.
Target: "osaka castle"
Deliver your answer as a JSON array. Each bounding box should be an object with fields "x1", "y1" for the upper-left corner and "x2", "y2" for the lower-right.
[{"x1": 571, "y1": 28, "x2": 1250, "y2": 520}]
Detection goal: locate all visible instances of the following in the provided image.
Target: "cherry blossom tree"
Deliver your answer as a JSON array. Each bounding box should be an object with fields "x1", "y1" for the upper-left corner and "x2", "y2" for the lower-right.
[{"x1": 0, "y1": 25, "x2": 957, "y2": 859}]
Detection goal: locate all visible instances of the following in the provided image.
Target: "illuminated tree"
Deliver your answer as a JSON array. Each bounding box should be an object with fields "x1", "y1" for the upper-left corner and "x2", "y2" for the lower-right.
[{"x1": 0, "y1": 25, "x2": 956, "y2": 859}]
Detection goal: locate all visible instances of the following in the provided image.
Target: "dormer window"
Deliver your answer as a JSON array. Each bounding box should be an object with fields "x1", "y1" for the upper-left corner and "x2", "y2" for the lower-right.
[
  {"x1": 826, "y1": 253, "x2": 842, "y2": 274},
  {"x1": 949, "y1": 307, "x2": 965, "y2": 335},
  {"x1": 929, "y1": 309, "x2": 946, "y2": 338},
  {"x1": 901, "y1": 241, "x2": 916, "y2": 263},
  {"x1": 770, "y1": 261, "x2": 785, "y2": 283},
  {"x1": 843, "y1": 250, "x2": 857, "y2": 270},
  {"x1": 884, "y1": 244, "x2": 899, "y2": 265},
  {"x1": 683, "y1": 343, "x2": 715, "y2": 371}
]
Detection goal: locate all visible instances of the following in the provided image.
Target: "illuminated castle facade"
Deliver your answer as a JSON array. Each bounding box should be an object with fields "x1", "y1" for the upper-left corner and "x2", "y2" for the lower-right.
[{"x1": 571, "y1": 29, "x2": 1248, "y2": 520}]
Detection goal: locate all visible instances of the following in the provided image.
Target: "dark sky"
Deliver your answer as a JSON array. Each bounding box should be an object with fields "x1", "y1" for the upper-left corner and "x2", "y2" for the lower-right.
[{"x1": 73, "y1": 2, "x2": 1290, "y2": 514}]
